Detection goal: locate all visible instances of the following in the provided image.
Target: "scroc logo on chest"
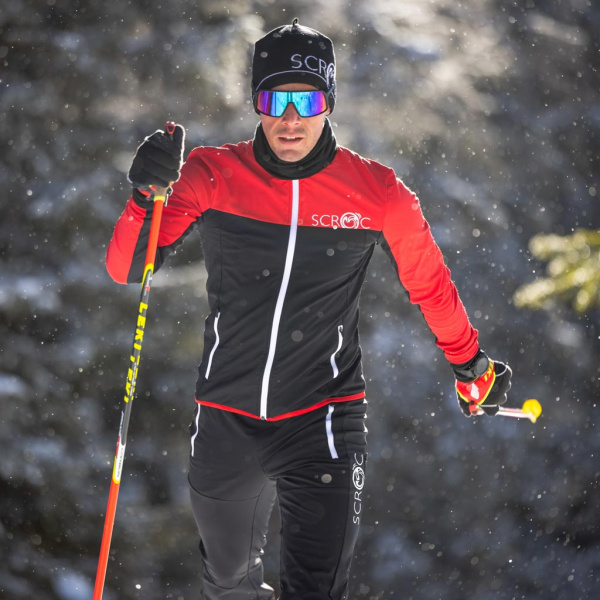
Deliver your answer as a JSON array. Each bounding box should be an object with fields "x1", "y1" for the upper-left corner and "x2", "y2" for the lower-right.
[{"x1": 311, "y1": 212, "x2": 371, "y2": 229}]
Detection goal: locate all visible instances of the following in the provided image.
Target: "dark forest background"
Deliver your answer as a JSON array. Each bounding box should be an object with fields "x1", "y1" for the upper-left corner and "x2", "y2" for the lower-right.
[{"x1": 1, "y1": 1, "x2": 599, "y2": 599}]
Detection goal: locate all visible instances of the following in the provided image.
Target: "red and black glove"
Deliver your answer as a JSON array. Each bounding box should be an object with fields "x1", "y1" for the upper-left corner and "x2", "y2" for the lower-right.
[{"x1": 451, "y1": 350, "x2": 512, "y2": 417}]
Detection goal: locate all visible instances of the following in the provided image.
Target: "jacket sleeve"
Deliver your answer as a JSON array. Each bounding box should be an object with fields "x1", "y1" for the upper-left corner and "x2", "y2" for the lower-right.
[
  {"x1": 106, "y1": 150, "x2": 213, "y2": 284},
  {"x1": 380, "y1": 172, "x2": 479, "y2": 365}
]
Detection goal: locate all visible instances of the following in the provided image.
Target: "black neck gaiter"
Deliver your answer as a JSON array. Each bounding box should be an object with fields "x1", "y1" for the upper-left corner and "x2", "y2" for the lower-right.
[{"x1": 252, "y1": 119, "x2": 338, "y2": 180}]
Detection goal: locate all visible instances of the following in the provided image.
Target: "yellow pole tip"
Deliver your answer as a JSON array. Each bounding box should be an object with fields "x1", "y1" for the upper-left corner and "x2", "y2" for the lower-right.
[{"x1": 522, "y1": 399, "x2": 542, "y2": 421}]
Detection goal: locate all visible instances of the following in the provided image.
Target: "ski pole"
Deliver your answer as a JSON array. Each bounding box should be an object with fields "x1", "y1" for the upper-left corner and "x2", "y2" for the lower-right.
[
  {"x1": 476, "y1": 399, "x2": 542, "y2": 423},
  {"x1": 93, "y1": 122, "x2": 176, "y2": 600}
]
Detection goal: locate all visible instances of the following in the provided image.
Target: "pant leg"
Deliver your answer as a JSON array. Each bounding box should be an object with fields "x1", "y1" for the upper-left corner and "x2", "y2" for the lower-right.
[
  {"x1": 277, "y1": 454, "x2": 366, "y2": 600},
  {"x1": 189, "y1": 405, "x2": 278, "y2": 600},
  {"x1": 262, "y1": 400, "x2": 368, "y2": 600},
  {"x1": 189, "y1": 482, "x2": 277, "y2": 599}
]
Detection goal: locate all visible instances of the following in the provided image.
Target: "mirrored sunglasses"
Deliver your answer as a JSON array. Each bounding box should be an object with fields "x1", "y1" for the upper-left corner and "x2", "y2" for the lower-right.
[{"x1": 254, "y1": 90, "x2": 329, "y2": 118}]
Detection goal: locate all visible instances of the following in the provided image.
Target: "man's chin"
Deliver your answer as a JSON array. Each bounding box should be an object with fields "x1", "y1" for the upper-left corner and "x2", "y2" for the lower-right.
[{"x1": 273, "y1": 148, "x2": 309, "y2": 162}]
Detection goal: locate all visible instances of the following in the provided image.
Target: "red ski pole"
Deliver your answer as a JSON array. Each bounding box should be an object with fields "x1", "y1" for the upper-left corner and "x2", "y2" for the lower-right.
[{"x1": 93, "y1": 122, "x2": 177, "y2": 600}]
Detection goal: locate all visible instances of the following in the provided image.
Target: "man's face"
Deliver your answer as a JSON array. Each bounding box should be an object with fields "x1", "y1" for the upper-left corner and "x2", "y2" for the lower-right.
[{"x1": 259, "y1": 83, "x2": 330, "y2": 163}]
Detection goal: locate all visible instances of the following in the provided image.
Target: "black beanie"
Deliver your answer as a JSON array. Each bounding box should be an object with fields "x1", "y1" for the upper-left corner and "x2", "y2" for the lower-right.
[{"x1": 251, "y1": 18, "x2": 336, "y2": 112}]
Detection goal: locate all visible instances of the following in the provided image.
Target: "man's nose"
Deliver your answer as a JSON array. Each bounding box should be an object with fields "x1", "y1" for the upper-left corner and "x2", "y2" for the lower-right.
[{"x1": 281, "y1": 102, "x2": 301, "y2": 123}]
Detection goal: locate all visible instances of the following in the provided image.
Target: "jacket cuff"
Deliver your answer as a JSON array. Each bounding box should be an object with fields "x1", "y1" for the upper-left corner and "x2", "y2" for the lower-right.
[
  {"x1": 450, "y1": 348, "x2": 489, "y2": 382},
  {"x1": 132, "y1": 188, "x2": 154, "y2": 208}
]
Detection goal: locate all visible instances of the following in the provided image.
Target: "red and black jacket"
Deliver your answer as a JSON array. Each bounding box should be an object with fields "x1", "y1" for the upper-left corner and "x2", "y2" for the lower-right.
[{"x1": 106, "y1": 141, "x2": 479, "y2": 420}]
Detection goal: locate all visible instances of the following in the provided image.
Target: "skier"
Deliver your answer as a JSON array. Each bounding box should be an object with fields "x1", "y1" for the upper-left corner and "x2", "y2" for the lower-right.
[{"x1": 106, "y1": 19, "x2": 512, "y2": 600}]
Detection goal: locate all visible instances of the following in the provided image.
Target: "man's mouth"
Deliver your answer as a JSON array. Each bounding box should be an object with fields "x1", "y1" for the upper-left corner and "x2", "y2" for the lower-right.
[
  {"x1": 276, "y1": 130, "x2": 304, "y2": 140},
  {"x1": 278, "y1": 135, "x2": 304, "y2": 143}
]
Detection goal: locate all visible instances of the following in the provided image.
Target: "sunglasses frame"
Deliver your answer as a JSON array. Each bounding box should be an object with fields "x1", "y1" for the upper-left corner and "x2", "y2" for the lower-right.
[{"x1": 254, "y1": 90, "x2": 329, "y2": 118}]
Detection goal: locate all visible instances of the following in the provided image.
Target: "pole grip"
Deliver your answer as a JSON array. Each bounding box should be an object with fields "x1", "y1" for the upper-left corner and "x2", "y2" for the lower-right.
[{"x1": 144, "y1": 121, "x2": 176, "y2": 273}]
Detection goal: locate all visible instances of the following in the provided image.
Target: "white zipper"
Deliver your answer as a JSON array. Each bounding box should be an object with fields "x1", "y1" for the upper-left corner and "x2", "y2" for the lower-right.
[
  {"x1": 260, "y1": 179, "x2": 300, "y2": 419},
  {"x1": 326, "y1": 405, "x2": 338, "y2": 459},
  {"x1": 330, "y1": 325, "x2": 344, "y2": 378},
  {"x1": 190, "y1": 405, "x2": 201, "y2": 458},
  {"x1": 204, "y1": 311, "x2": 220, "y2": 380}
]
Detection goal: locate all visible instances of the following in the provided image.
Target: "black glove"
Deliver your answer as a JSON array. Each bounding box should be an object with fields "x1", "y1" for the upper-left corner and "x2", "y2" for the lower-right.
[
  {"x1": 128, "y1": 124, "x2": 185, "y2": 192},
  {"x1": 451, "y1": 349, "x2": 512, "y2": 417}
]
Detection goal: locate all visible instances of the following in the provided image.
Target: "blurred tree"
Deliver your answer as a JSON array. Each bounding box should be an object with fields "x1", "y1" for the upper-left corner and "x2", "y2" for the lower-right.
[{"x1": 514, "y1": 229, "x2": 600, "y2": 313}]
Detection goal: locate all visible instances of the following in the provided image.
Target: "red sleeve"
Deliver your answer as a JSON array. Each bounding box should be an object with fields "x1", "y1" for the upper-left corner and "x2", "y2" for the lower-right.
[
  {"x1": 381, "y1": 173, "x2": 479, "y2": 364},
  {"x1": 105, "y1": 150, "x2": 214, "y2": 284},
  {"x1": 105, "y1": 198, "x2": 150, "y2": 284}
]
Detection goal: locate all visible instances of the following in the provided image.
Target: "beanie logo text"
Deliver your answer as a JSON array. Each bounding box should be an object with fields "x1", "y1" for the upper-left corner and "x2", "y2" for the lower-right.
[{"x1": 290, "y1": 53, "x2": 335, "y2": 88}]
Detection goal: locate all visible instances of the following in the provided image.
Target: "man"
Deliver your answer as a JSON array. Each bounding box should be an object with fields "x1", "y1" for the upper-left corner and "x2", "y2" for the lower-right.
[{"x1": 106, "y1": 19, "x2": 511, "y2": 600}]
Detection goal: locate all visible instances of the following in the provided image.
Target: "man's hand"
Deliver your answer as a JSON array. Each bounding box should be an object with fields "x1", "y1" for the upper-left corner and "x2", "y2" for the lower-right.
[
  {"x1": 452, "y1": 350, "x2": 512, "y2": 417},
  {"x1": 128, "y1": 124, "x2": 186, "y2": 191}
]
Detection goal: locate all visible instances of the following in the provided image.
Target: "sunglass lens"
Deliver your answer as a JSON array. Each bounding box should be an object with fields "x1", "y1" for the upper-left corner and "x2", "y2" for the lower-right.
[
  {"x1": 255, "y1": 91, "x2": 278, "y2": 116},
  {"x1": 255, "y1": 91, "x2": 327, "y2": 117},
  {"x1": 293, "y1": 92, "x2": 328, "y2": 117}
]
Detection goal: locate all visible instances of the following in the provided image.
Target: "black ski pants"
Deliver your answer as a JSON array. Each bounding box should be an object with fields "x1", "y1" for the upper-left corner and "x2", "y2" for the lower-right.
[{"x1": 188, "y1": 399, "x2": 368, "y2": 600}]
